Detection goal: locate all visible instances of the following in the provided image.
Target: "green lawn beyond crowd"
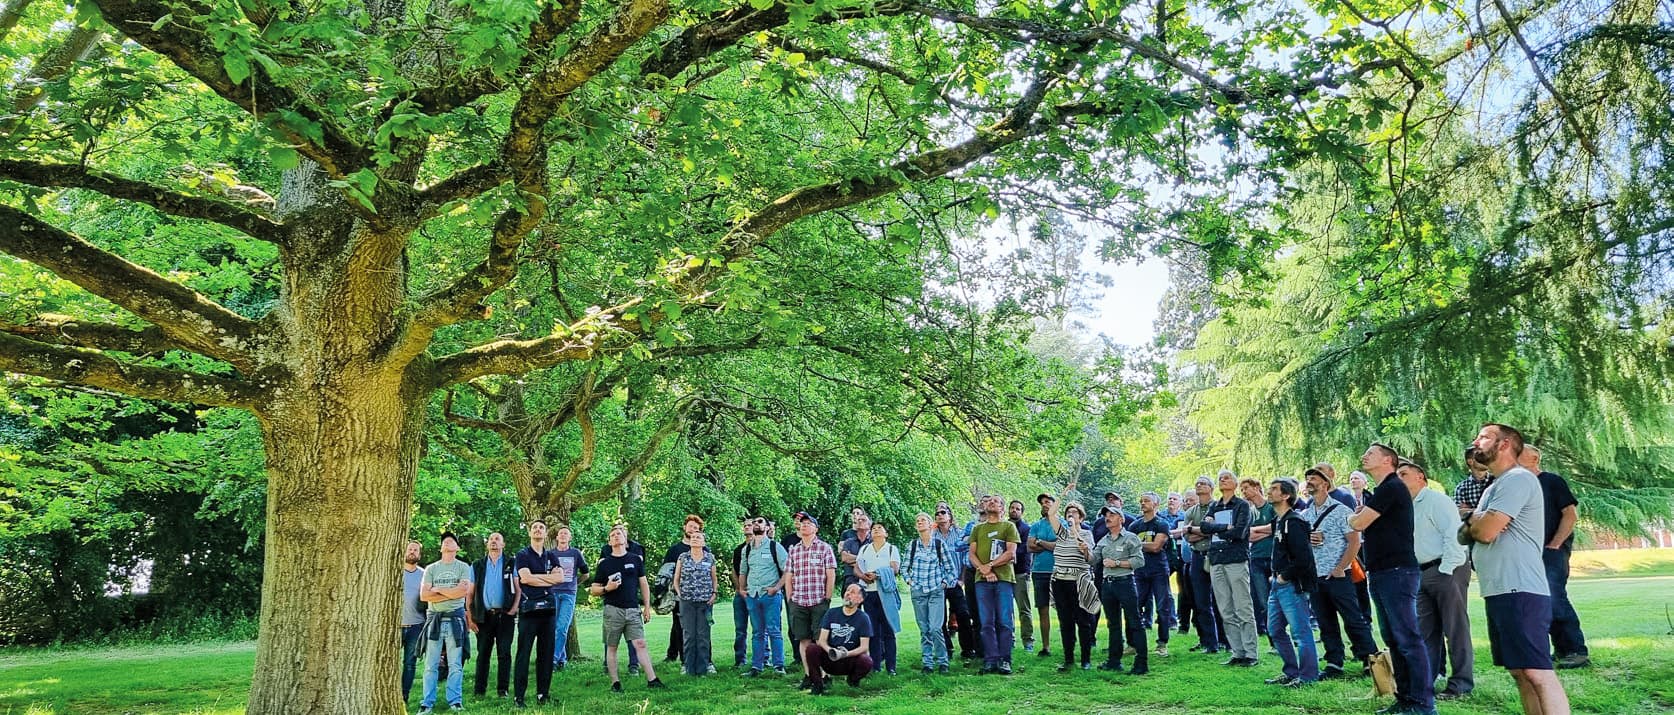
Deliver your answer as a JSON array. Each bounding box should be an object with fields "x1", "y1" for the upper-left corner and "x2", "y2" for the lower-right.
[{"x1": 2, "y1": 550, "x2": 1672, "y2": 714}]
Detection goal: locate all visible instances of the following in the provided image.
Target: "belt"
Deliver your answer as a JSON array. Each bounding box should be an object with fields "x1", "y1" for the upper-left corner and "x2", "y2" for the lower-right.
[
  {"x1": 1420, "y1": 559, "x2": 1442, "y2": 571},
  {"x1": 1103, "y1": 574, "x2": 1134, "y2": 582}
]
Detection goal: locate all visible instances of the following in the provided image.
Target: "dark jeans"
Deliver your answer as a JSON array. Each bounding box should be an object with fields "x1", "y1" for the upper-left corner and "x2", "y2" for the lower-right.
[
  {"x1": 1371, "y1": 567, "x2": 1433, "y2": 711},
  {"x1": 943, "y1": 583, "x2": 976, "y2": 657},
  {"x1": 963, "y1": 568, "x2": 983, "y2": 650},
  {"x1": 1543, "y1": 547, "x2": 1588, "y2": 657},
  {"x1": 803, "y1": 642, "x2": 873, "y2": 686},
  {"x1": 1187, "y1": 555, "x2": 1220, "y2": 650},
  {"x1": 667, "y1": 603, "x2": 685, "y2": 661},
  {"x1": 514, "y1": 610, "x2": 555, "y2": 701},
  {"x1": 1311, "y1": 576, "x2": 1379, "y2": 669},
  {"x1": 400, "y1": 623, "x2": 424, "y2": 702},
  {"x1": 474, "y1": 609, "x2": 515, "y2": 696},
  {"x1": 1099, "y1": 576, "x2": 1148, "y2": 669},
  {"x1": 1136, "y1": 569, "x2": 1174, "y2": 642},
  {"x1": 1174, "y1": 559, "x2": 1195, "y2": 634},
  {"x1": 732, "y1": 594, "x2": 750, "y2": 666},
  {"x1": 974, "y1": 580, "x2": 1015, "y2": 666},
  {"x1": 861, "y1": 590, "x2": 898, "y2": 672},
  {"x1": 1051, "y1": 578, "x2": 1095, "y2": 665},
  {"x1": 1248, "y1": 557, "x2": 1272, "y2": 637}
]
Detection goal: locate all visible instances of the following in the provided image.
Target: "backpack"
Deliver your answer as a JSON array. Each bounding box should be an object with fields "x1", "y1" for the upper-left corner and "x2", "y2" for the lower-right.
[
  {"x1": 907, "y1": 538, "x2": 948, "y2": 584},
  {"x1": 743, "y1": 540, "x2": 784, "y2": 579},
  {"x1": 652, "y1": 562, "x2": 678, "y2": 615}
]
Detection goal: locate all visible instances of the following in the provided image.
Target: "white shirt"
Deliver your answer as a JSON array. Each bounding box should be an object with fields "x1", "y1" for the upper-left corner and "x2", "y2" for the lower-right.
[
  {"x1": 1413, "y1": 487, "x2": 1467, "y2": 575},
  {"x1": 856, "y1": 542, "x2": 899, "y2": 592}
]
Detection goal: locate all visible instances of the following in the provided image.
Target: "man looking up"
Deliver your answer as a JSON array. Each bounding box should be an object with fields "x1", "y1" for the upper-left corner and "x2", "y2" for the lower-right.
[
  {"x1": 1468, "y1": 424, "x2": 1572, "y2": 714},
  {"x1": 787, "y1": 513, "x2": 837, "y2": 689},
  {"x1": 1350, "y1": 445, "x2": 1434, "y2": 715},
  {"x1": 1302, "y1": 467, "x2": 1377, "y2": 679},
  {"x1": 590, "y1": 524, "x2": 664, "y2": 692},
  {"x1": 968, "y1": 494, "x2": 1020, "y2": 675},
  {"x1": 1190, "y1": 470, "x2": 1257, "y2": 666},
  {"x1": 1398, "y1": 460, "x2": 1472, "y2": 700},
  {"x1": 1027, "y1": 493, "x2": 1060, "y2": 659},
  {"x1": 1519, "y1": 445, "x2": 1590, "y2": 670},
  {"x1": 513, "y1": 520, "x2": 562, "y2": 708},
  {"x1": 471, "y1": 532, "x2": 518, "y2": 699},
  {"x1": 419, "y1": 532, "x2": 472, "y2": 715},
  {"x1": 1130, "y1": 492, "x2": 1174, "y2": 657}
]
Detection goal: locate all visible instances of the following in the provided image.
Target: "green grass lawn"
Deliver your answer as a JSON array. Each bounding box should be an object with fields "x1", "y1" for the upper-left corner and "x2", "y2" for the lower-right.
[{"x1": 5, "y1": 550, "x2": 1674, "y2": 714}]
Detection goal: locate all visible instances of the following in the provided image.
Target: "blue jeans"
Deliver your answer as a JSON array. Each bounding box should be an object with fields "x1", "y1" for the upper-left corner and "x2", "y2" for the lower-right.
[
  {"x1": 732, "y1": 594, "x2": 750, "y2": 666},
  {"x1": 1543, "y1": 547, "x2": 1588, "y2": 657},
  {"x1": 1136, "y1": 570, "x2": 1175, "y2": 639},
  {"x1": 1248, "y1": 557, "x2": 1272, "y2": 636},
  {"x1": 400, "y1": 624, "x2": 424, "y2": 702},
  {"x1": 550, "y1": 592, "x2": 577, "y2": 665},
  {"x1": 974, "y1": 581, "x2": 1014, "y2": 666},
  {"x1": 421, "y1": 612, "x2": 465, "y2": 708},
  {"x1": 861, "y1": 590, "x2": 897, "y2": 672},
  {"x1": 746, "y1": 591, "x2": 784, "y2": 669},
  {"x1": 1268, "y1": 581, "x2": 1318, "y2": 682},
  {"x1": 912, "y1": 589, "x2": 949, "y2": 667},
  {"x1": 1371, "y1": 567, "x2": 1433, "y2": 711}
]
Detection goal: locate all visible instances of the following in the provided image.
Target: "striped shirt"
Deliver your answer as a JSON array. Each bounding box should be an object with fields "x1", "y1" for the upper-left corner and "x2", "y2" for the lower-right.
[{"x1": 1051, "y1": 523, "x2": 1095, "y2": 580}]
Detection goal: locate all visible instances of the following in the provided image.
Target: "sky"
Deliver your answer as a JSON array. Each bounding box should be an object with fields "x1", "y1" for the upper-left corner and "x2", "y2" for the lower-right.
[{"x1": 1083, "y1": 258, "x2": 1169, "y2": 348}]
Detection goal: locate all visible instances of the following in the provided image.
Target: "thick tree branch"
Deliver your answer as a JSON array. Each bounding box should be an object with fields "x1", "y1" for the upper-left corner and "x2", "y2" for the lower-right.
[
  {"x1": 547, "y1": 372, "x2": 598, "y2": 503},
  {"x1": 0, "y1": 0, "x2": 34, "y2": 43},
  {"x1": 0, "y1": 204, "x2": 261, "y2": 366},
  {"x1": 0, "y1": 331, "x2": 262, "y2": 408},
  {"x1": 641, "y1": 1, "x2": 911, "y2": 81},
  {"x1": 0, "y1": 25, "x2": 104, "y2": 137},
  {"x1": 441, "y1": 388, "x2": 514, "y2": 437},
  {"x1": 569, "y1": 399, "x2": 691, "y2": 506},
  {"x1": 0, "y1": 160, "x2": 284, "y2": 240},
  {"x1": 88, "y1": 0, "x2": 369, "y2": 176},
  {"x1": 0, "y1": 314, "x2": 180, "y2": 354}
]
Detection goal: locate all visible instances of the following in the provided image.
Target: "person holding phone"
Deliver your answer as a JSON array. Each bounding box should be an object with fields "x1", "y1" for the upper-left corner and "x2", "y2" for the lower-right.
[{"x1": 590, "y1": 524, "x2": 664, "y2": 693}]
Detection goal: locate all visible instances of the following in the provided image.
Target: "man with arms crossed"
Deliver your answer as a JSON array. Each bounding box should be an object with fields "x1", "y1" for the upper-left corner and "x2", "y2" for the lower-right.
[{"x1": 1468, "y1": 424, "x2": 1572, "y2": 714}]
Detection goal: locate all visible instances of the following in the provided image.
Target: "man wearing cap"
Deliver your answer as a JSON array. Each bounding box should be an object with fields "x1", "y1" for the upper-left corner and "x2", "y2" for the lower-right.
[
  {"x1": 1302, "y1": 465, "x2": 1378, "y2": 679},
  {"x1": 419, "y1": 532, "x2": 473, "y2": 714},
  {"x1": 934, "y1": 506, "x2": 977, "y2": 659},
  {"x1": 787, "y1": 512, "x2": 837, "y2": 689},
  {"x1": 1399, "y1": 460, "x2": 1473, "y2": 700},
  {"x1": 1350, "y1": 444, "x2": 1435, "y2": 715},
  {"x1": 1007, "y1": 499, "x2": 1036, "y2": 652},
  {"x1": 1027, "y1": 492, "x2": 1059, "y2": 658}
]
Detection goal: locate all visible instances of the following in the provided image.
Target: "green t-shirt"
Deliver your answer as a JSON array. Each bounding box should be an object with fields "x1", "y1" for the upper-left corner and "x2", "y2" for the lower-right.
[
  {"x1": 969, "y1": 520, "x2": 1021, "y2": 583},
  {"x1": 422, "y1": 559, "x2": 472, "y2": 613},
  {"x1": 1250, "y1": 502, "x2": 1277, "y2": 559}
]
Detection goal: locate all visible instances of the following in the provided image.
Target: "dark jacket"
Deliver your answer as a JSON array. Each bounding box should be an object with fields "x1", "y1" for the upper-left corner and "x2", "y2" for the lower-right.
[
  {"x1": 470, "y1": 553, "x2": 520, "y2": 622},
  {"x1": 1199, "y1": 495, "x2": 1252, "y2": 565},
  {"x1": 1270, "y1": 509, "x2": 1317, "y2": 593}
]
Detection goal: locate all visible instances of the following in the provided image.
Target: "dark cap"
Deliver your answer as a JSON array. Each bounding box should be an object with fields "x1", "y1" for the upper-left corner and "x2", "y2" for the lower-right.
[
  {"x1": 795, "y1": 511, "x2": 818, "y2": 527},
  {"x1": 439, "y1": 531, "x2": 459, "y2": 545},
  {"x1": 1036, "y1": 492, "x2": 1055, "y2": 504},
  {"x1": 1104, "y1": 491, "x2": 1120, "y2": 500},
  {"x1": 1303, "y1": 467, "x2": 1328, "y2": 481}
]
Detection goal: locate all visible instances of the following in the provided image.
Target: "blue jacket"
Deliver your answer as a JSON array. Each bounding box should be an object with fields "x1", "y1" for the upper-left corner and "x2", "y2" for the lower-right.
[{"x1": 874, "y1": 564, "x2": 903, "y2": 633}]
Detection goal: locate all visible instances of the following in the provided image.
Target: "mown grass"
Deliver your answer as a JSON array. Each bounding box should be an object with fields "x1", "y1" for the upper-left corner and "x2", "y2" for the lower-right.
[{"x1": 4, "y1": 549, "x2": 1673, "y2": 714}]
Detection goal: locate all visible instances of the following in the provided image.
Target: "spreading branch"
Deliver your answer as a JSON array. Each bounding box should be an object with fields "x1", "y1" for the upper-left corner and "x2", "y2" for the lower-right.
[
  {"x1": 0, "y1": 24, "x2": 104, "y2": 137},
  {"x1": 0, "y1": 204, "x2": 261, "y2": 366},
  {"x1": 0, "y1": 314, "x2": 180, "y2": 354},
  {"x1": 0, "y1": 330, "x2": 262, "y2": 408},
  {"x1": 0, "y1": 160, "x2": 285, "y2": 240},
  {"x1": 569, "y1": 399, "x2": 692, "y2": 506}
]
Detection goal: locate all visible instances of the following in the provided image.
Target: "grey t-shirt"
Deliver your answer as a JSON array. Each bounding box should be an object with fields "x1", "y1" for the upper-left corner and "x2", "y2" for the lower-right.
[
  {"x1": 400, "y1": 567, "x2": 426, "y2": 626},
  {"x1": 1473, "y1": 466, "x2": 1550, "y2": 597},
  {"x1": 422, "y1": 559, "x2": 473, "y2": 613}
]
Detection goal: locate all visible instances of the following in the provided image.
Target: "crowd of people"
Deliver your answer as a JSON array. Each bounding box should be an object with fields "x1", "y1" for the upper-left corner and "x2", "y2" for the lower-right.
[{"x1": 398, "y1": 422, "x2": 1589, "y2": 715}]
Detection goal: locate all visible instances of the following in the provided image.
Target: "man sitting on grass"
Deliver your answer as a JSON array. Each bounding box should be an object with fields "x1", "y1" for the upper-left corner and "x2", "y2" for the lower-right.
[{"x1": 804, "y1": 584, "x2": 874, "y2": 695}]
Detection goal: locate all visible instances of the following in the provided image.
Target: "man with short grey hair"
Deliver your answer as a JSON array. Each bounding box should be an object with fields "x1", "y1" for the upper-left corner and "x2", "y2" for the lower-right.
[
  {"x1": 1189, "y1": 471, "x2": 1257, "y2": 666},
  {"x1": 1399, "y1": 460, "x2": 1473, "y2": 700}
]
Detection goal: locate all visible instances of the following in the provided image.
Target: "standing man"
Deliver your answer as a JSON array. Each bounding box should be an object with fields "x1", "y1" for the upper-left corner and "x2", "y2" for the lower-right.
[
  {"x1": 547, "y1": 524, "x2": 587, "y2": 671},
  {"x1": 1164, "y1": 492, "x2": 1193, "y2": 639},
  {"x1": 1350, "y1": 445, "x2": 1435, "y2": 715},
  {"x1": 513, "y1": 520, "x2": 563, "y2": 709},
  {"x1": 1007, "y1": 499, "x2": 1036, "y2": 652},
  {"x1": 590, "y1": 524, "x2": 664, "y2": 692},
  {"x1": 730, "y1": 515, "x2": 753, "y2": 668},
  {"x1": 968, "y1": 494, "x2": 1020, "y2": 675},
  {"x1": 1095, "y1": 509, "x2": 1149, "y2": 675},
  {"x1": 1130, "y1": 492, "x2": 1174, "y2": 658},
  {"x1": 471, "y1": 532, "x2": 518, "y2": 699},
  {"x1": 1521, "y1": 445, "x2": 1591, "y2": 669},
  {"x1": 739, "y1": 516, "x2": 790, "y2": 677},
  {"x1": 1176, "y1": 477, "x2": 1221, "y2": 654},
  {"x1": 400, "y1": 540, "x2": 427, "y2": 704},
  {"x1": 1241, "y1": 477, "x2": 1277, "y2": 642},
  {"x1": 1302, "y1": 466, "x2": 1378, "y2": 679},
  {"x1": 803, "y1": 584, "x2": 875, "y2": 695},
  {"x1": 934, "y1": 507, "x2": 977, "y2": 659},
  {"x1": 1399, "y1": 460, "x2": 1473, "y2": 700},
  {"x1": 1027, "y1": 493, "x2": 1060, "y2": 659},
  {"x1": 419, "y1": 532, "x2": 473, "y2": 715},
  {"x1": 1190, "y1": 470, "x2": 1257, "y2": 667},
  {"x1": 839, "y1": 510, "x2": 871, "y2": 591},
  {"x1": 1349, "y1": 469, "x2": 1375, "y2": 627},
  {"x1": 1468, "y1": 423, "x2": 1573, "y2": 715},
  {"x1": 1264, "y1": 478, "x2": 1317, "y2": 686},
  {"x1": 787, "y1": 513, "x2": 837, "y2": 689}
]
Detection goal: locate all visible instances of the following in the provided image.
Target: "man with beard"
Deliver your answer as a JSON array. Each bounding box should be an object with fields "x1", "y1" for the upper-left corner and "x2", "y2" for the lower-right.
[
  {"x1": 1027, "y1": 492, "x2": 1060, "y2": 659},
  {"x1": 1007, "y1": 499, "x2": 1036, "y2": 652},
  {"x1": 1302, "y1": 466, "x2": 1378, "y2": 679},
  {"x1": 968, "y1": 494, "x2": 1021, "y2": 674},
  {"x1": 400, "y1": 540, "x2": 427, "y2": 704},
  {"x1": 804, "y1": 584, "x2": 875, "y2": 694},
  {"x1": 471, "y1": 532, "x2": 518, "y2": 699},
  {"x1": 1192, "y1": 470, "x2": 1257, "y2": 667}
]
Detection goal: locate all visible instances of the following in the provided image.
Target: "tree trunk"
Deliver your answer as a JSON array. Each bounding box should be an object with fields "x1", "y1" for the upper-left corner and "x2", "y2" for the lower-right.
[{"x1": 244, "y1": 373, "x2": 428, "y2": 715}]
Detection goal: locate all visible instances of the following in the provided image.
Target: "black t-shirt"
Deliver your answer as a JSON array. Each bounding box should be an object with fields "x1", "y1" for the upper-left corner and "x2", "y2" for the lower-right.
[
  {"x1": 592, "y1": 550, "x2": 646, "y2": 609},
  {"x1": 1538, "y1": 471, "x2": 1579, "y2": 549},
  {"x1": 1362, "y1": 473, "x2": 1418, "y2": 571},
  {"x1": 600, "y1": 540, "x2": 645, "y2": 561},
  {"x1": 1129, "y1": 516, "x2": 1173, "y2": 574},
  {"x1": 820, "y1": 606, "x2": 873, "y2": 651},
  {"x1": 514, "y1": 546, "x2": 561, "y2": 601}
]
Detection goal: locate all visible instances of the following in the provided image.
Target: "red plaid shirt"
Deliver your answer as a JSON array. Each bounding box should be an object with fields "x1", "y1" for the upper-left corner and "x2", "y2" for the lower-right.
[{"x1": 786, "y1": 538, "x2": 837, "y2": 607}]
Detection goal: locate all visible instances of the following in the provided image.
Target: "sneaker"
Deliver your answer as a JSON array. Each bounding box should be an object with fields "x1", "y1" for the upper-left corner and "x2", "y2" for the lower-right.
[
  {"x1": 418, "y1": 708, "x2": 433, "y2": 715},
  {"x1": 744, "y1": 668, "x2": 762, "y2": 678},
  {"x1": 1154, "y1": 645, "x2": 1169, "y2": 658},
  {"x1": 799, "y1": 676, "x2": 813, "y2": 690},
  {"x1": 1081, "y1": 662, "x2": 1093, "y2": 670},
  {"x1": 1265, "y1": 675, "x2": 1295, "y2": 685},
  {"x1": 982, "y1": 664, "x2": 999, "y2": 675},
  {"x1": 534, "y1": 695, "x2": 548, "y2": 706},
  {"x1": 1188, "y1": 644, "x2": 1206, "y2": 653},
  {"x1": 773, "y1": 666, "x2": 787, "y2": 676},
  {"x1": 1098, "y1": 661, "x2": 1124, "y2": 672},
  {"x1": 647, "y1": 678, "x2": 666, "y2": 689},
  {"x1": 610, "y1": 681, "x2": 623, "y2": 693},
  {"x1": 1037, "y1": 648, "x2": 1053, "y2": 658},
  {"x1": 514, "y1": 699, "x2": 526, "y2": 710},
  {"x1": 450, "y1": 705, "x2": 463, "y2": 713},
  {"x1": 628, "y1": 665, "x2": 641, "y2": 676},
  {"x1": 1555, "y1": 654, "x2": 1592, "y2": 670},
  {"x1": 809, "y1": 680, "x2": 826, "y2": 696},
  {"x1": 1437, "y1": 690, "x2": 1470, "y2": 701},
  {"x1": 1129, "y1": 664, "x2": 1149, "y2": 676},
  {"x1": 937, "y1": 664, "x2": 951, "y2": 674},
  {"x1": 1024, "y1": 641, "x2": 1035, "y2": 653},
  {"x1": 1283, "y1": 678, "x2": 1311, "y2": 688},
  {"x1": 997, "y1": 661, "x2": 1013, "y2": 675},
  {"x1": 1057, "y1": 662, "x2": 1072, "y2": 673},
  {"x1": 921, "y1": 666, "x2": 933, "y2": 675},
  {"x1": 887, "y1": 668, "x2": 898, "y2": 676},
  {"x1": 706, "y1": 664, "x2": 716, "y2": 675}
]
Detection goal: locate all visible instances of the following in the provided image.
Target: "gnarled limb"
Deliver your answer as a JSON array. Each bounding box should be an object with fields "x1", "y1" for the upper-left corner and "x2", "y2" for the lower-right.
[
  {"x1": 568, "y1": 398, "x2": 691, "y2": 506},
  {"x1": 0, "y1": 330, "x2": 262, "y2": 408},
  {"x1": 0, "y1": 160, "x2": 284, "y2": 241},
  {"x1": 0, "y1": 204, "x2": 261, "y2": 367},
  {"x1": 0, "y1": 24, "x2": 104, "y2": 137},
  {"x1": 0, "y1": 314, "x2": 179, "y2": 354}
]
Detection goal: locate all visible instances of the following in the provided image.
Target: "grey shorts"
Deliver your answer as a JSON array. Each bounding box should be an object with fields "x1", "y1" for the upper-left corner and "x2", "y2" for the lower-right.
[
  {"x1": 603, "y1": 604, "x2": 646, "y2": 646},
  {"x1": 787, "y1": 601, "x2": 824, "y2": 641}
]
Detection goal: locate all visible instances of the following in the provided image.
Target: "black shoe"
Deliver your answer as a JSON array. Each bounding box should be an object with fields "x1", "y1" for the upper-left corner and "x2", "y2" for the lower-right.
[
  {"x1": 1236, "y1": 657, "x2": 1258, "y2": 667},
  {"x1": 744, "y1": 668, "x2": 762, "y2": 678},
  {"x1": 1555, "y1": 654, "x2": 1592, "y2": 669},
  {"x1": 799, "y1": 676, "x2": 813, "y2": 690},
  {"x1": 809, "y1": 680, "x2": 826, "y2": 696},
  {"x1": 647, "y1": 678, "x2": 666, "y2": 689},
  {"x1": 1081, "y1": 662, "x2": 1093, "y2": 670},
  {"x1": 982, "y1": 664, "x2": 999, "y2": 675},
  {"x1": 1098, "y1": 661, "x2": 1124, "y2": 672},
  {"x1": 1265, "y1": 675, "x2": 1295, "y2": 685},
  {"x1": 1320, "y1": 667, "x2": 1349, "y2": 680},
  {"x1": 1036, "y1": 649, "x2": 1052, "y2": 658},
  {"x1": 1221, "y1": 657, "x2": 1241, "y2": 666},
  {"x1": 535, "y1": 694, "x2": 548, "y2": 706},
  {"x1": 496, "y1": 690, "x2": 508, "y2": 698},
  {"x1": 1057, "y1": 662, "x2": 1072, "y2": 673},
  {"x1": 921, "y1": 666, "x2": 933, "y2": 675},
  {"x1": 1188, "y1": 644, "x2": 1205, "y2": 652},
  {"x1": 998, "y1": 661, "x2": 1013, "y2": 675},
  {"x1": 1129, "y1": 664, "x2": 1149, "y2": 676},
  {"x1": 937, "y1": 665, "x2": 951, "y2": 674},
  {"x1": 514, "y1": 700, "x2": 526, "y2": 710},
  {"x1": 610, "y1": 681, "x2": 623, "y2": 693}
]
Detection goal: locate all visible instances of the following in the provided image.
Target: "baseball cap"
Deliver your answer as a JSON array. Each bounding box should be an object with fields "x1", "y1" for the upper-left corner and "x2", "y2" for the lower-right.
[
  {"x1": 1103, "y1": 491, "x2": 1119, "y2": 500},
  {"x1": 795, "y1": 511, "x2": 819, "y2": 527},
  {"x1": 1036, "y1": 492, "x2": 1055, "y2": 503}
]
